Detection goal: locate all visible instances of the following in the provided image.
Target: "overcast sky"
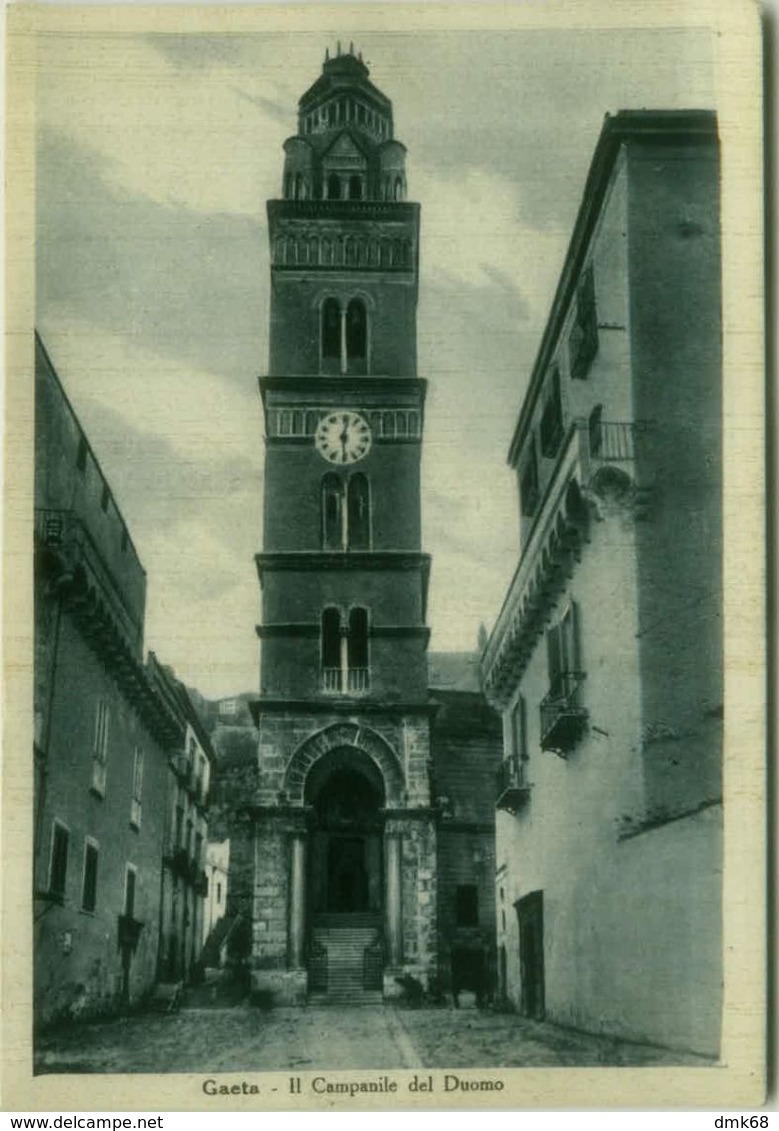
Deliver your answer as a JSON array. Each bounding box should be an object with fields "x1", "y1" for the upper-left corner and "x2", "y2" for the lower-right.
[{"x1": 36, "y1": 20, "x2": 717, "y2": 699}]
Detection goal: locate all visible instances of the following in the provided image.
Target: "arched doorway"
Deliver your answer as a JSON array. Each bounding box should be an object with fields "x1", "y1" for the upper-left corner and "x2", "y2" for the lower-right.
[{"x1": 305, "y1": 747, "x2": 384, "y2": 918}]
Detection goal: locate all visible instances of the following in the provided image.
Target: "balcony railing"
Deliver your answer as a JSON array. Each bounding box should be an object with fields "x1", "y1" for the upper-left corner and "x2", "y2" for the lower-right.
[
  {"x1": 539, "y1": 671, "x2": 588, "y2": 754},
  {"x1": 495, "y1": 754, "x2": 531, "y2": 814},
  {"x1": 321, "y1": 668, "x2": 370, "y2": 694},
  {"x1": 589, "y1": 419, "x2": 643, "y2": 462}
]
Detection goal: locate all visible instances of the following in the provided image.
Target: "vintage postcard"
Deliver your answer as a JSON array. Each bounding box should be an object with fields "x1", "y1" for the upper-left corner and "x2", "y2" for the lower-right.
[{"x1": 3, "y1": 0, "x2": 766, "y2": 1112}]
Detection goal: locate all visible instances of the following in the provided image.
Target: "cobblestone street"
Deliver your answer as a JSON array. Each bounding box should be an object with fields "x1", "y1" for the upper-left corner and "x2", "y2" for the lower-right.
[{"x1": 35, "y1": 999, "x2": 713, "y2": 1075}]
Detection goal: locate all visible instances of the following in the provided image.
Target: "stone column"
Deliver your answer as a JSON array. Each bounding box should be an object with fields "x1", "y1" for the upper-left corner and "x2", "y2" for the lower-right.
[
  {"x1": 385, "y1": 830, "x2": 402, "y2": 967},
  {"x1": 289, "y1": 830, "x2": 307, "y2": 969},
  {"x1": 340, "y1": 305, "x2": 348, "y2": 374}
]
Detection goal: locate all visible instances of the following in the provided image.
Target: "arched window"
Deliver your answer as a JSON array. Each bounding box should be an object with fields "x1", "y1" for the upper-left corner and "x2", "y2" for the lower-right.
[
  {"x1": 338, "y1": 100, "x2": 345, "y2": 124},
  {"x1": 348, "y1": 607, "x2": 369, "y2": 684},
  {"x1": 328, "y1": 103, "x2": 336, "y2": 126},
  {"x1": 346, "y1": 299, "x2": 367, "y2": 363},
  {"x1": 322, "y1": 298, "x2": 340, "y2": 360},
  {"x1": 345, "y1": 239, "x2": 357, "y2": 267},
  {"x1": 349, "y1": 175, "x2": 363, "y2": 200},
  {"x1": 294, "y1": 173, "x2": 302, "y2": 200},
  {"x1": 322, "y1": 474, "x2": 343, "y2": 551},
  {"x1": 321, "y1": 608, "x2": 342, "y2": 689},
  {"x1": 394, "y1": 176, "x2": 403, "y2": 201},
  {"x1": 321, "y1": 238, "x2": 332, "y2": 266},
  {"x1": 328, "y1": 174, "x2": 341, "y2": 200},
  {"x1": 308, "y1": 237, "x2": 318, "y2": 265},
  {"x1": 348, "y1": 475, "x2": 370, "y2": 550}
]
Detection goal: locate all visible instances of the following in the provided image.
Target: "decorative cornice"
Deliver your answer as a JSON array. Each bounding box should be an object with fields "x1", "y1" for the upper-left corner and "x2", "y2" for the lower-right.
[
  {"x1": 259, "y1": 375, "x2": 427, "y2": 401},
  {"x1": 249, "y1": 697, "x2": 437, "y2": 725},
  {"x1": 255, "y1": 550, "x2": 430, "y2": 575},
  {"x1": 255, "y1": 623, "x2": 430, "y2": 642}
]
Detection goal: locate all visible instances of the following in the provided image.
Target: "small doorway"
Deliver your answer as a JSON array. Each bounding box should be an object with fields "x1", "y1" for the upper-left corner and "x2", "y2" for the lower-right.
[{"x1": 516, "y1": 890, "x2": 544, "y2": 1019}]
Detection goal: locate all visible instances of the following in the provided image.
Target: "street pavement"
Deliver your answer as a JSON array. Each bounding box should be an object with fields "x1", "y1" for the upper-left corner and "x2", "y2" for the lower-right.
[{"x1": 34, "y1": 998, "x2": 713, "y2": 1075}]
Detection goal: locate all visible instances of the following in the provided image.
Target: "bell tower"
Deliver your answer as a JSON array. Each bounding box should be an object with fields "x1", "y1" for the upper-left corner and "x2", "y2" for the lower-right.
[{"x1": 251, "y1": 45, "x2": 437, "y2": 1005}]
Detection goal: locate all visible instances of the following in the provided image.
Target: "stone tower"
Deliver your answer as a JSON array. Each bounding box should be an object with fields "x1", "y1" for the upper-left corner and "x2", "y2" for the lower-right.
[{"x1": 250, "y1": 45, "x2": 437, "y2": 1005}]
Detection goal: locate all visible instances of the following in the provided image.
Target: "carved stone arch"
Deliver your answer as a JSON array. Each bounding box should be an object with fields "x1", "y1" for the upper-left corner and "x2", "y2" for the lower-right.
[{"x1": 283, "y1": 721, "x2": 405, "y2": 806}]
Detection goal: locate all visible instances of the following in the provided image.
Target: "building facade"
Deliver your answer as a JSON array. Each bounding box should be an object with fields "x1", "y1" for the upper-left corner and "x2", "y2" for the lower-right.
[
  {"x1": 250, "y1": 47, "x2": 440, "y2": 1006},
  {"x1": 481, "y1": 111, "x2": 723, "y2": 1056},
  {"x1": 203, "y1": 840, "x2": 231, "y2": 949},
  {"x1": 33, "y1": 336, "x2": 177, "y2": 1026},
  {"x1": 147, "y1": 654, "x2": 214, "y2": 985}
]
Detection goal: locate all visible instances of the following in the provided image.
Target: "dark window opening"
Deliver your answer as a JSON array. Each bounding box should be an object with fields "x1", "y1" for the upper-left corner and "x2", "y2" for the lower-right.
[
  {"x1": 322, "y1": 474, "x2": 343, "y2": 551},
  {"x1": 520, "y1": 440, "x2": 540, "y2": 517},
  {"x1": 322, "y1": 298, "x2": 340, "y2": 359},
  {"x1": 347, "y1": 607, "x2": 369, "y2": 670},
  {"x1": 394, "y1": 176, "x2": 403, "y2": 201},
  {"x1": 284, "y1": 172, "x2": 292, "y2": 199},
  {"x1": 346, "y1": 299, "x2": 367, "y2": 361},
  {"x1": 328, "y1": 103, "x2": 336, "y2": 126},
  {"x1": 327, "y1": 174, "x2": 341, "y2": 200},
  {"x1": 321, "y1": 607, "x2": 342, "y2": 670},
  {"x1": 539, "y1": 367, "x2": 564, "y2": 458},
  {"x1": 100, "y1": 484, "x2": 110, "y2": 512},
  {"x1": 82, "y1": 842, "x2": 98, "y2": 913},
  {"x1": 49, "y1": 823, "x2": 69, "y2": 901},
  {"x1": 455, "y1": 884, "x2": 479, "y2": 927},
  {"x1": 121, "y1": 528, "x2": 129, "y2": 552},
  {"x1": 76, "y1": 436, "x2": 88, "y2": 472},
  {"x1": 124, "y1": 867, "x2": 136, "y2": 918},
  {"x1": 347, "y1": 474, "x2": 370, "y2": 550},
  {"x1": 570, "y1": 264, "x2": 598, "y2": 380},
  {"x1": 217, "y1": 882, "x2": 222, "y2": 903},
  {"x1": 349, "y1": 175, "x2": 363, "y2": 201}
]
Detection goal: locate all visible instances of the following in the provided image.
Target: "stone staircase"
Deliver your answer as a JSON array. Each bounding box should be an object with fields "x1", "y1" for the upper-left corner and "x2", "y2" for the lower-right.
[{"x1": 309, "y1": 915, "x2": 383, "y2": 1006}]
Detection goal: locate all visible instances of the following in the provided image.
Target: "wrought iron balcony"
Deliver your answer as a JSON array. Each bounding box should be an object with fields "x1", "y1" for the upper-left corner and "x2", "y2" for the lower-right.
[
  {"x1": 321, "y1": 667, "x2": 370, "y2": 694},
  {"x1": 495, "y1": 754, "x2": 531, "y2": 814},
  {"x1": 539, "y1": 671, "x2": 588, "y2": 754}
]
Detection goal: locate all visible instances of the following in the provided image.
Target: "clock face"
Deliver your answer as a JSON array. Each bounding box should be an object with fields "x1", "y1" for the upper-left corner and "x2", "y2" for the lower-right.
[{"x1": 315, "y1": 411, "x2": 372, "y2": 465}]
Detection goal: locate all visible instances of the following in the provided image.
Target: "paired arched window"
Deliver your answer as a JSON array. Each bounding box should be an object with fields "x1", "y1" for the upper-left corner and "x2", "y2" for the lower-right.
[
  {"x1": 321, "y1": 606, "x2": 370, "y2": 693},
  {"x1": 322, "y1": 473, "x2": 370, "y2": 551},
  {"x1": 320, "y1": 297, "x2": 369, "y2": 374}
]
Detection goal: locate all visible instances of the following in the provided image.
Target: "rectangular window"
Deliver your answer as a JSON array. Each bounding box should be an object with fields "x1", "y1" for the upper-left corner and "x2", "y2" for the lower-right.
[
  {"x1": 570, "y1": 264, "x2": 598, "y2": 380},
  {"x1": 130, "y1": 747, "x2": 144, "y2": 828},
  {"x1": 511, "y1": 696, "x2": 527, "y2": 760},
  {"x1": 81, "y1": 840, "x2": 99, "y2": 913},
  {"x1": 49, "y1": 821, "x2": 69, "y2": 901},
  {"x1": 539, "y1": 367, "x2": 564, "y2": 458},
  {"x1": 546, "y1": 601, "x2": 580, "y2": 691},
  {"x1": 520, "y1": 439, "x2": 540, "y2": 517},
  {"x1": 124, "y1": 865, "x2": 136, "y2": 918},
  {"x1": 455, "y1": 884, "x2": 479, "y2": 927},
  {"x1": 91, "y1": 700, "x2": 109, "y2": 796}
]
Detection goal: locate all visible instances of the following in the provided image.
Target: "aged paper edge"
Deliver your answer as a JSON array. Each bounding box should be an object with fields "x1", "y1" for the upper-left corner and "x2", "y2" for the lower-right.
[{"x1": 3, "y1": 0, "x2": 767, "y2": 1112}]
